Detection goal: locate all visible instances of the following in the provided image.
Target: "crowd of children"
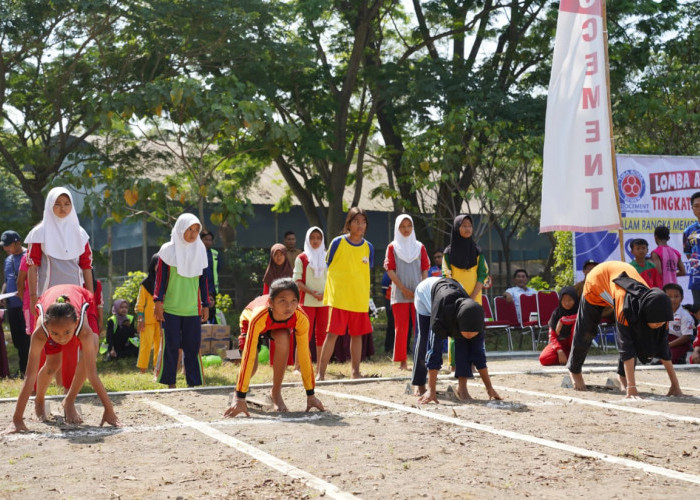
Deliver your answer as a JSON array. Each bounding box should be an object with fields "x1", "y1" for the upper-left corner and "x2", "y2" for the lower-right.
[{"x1": 3, "y1": 185, "x2": 698, "y2": 432}]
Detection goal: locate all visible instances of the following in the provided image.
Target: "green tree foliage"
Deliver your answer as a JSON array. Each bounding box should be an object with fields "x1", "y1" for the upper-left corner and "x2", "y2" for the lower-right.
[
  {"x1": 0, "y1": 0, "x2": 170, "y2": 219},
  {"x1": 552, "y1": 231, "x2": 574, "y2": 289},
  {"x1": 0, "y1": 169, "x2": 33, "y2": 236},
  {"x1": 614, "y1": 3, "x2": 700, "y2": 155},
  {"x1": 112, "y1": 271, "x2": 147, "y2": 305}
]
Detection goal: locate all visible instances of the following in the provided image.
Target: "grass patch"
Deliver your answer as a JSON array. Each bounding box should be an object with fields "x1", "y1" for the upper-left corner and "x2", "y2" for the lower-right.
[{"x1": 2, "y1": 327, "x2": 611, "y2": 398}]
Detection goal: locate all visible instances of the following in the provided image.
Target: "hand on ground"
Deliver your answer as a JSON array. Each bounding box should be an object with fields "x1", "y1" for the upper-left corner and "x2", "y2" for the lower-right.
[
  {"x1": 418, "y1": 389, "x2": 439, "y2": 404},
  {"x1": 224, "y1": 399, "x2": 250, "y2": 418},
  {"x1": 305, "y1": 395, "x2": 325, "y2": 412},
  {"x1": 101, "y1": 409, "x2": 121, "y2": 427}
]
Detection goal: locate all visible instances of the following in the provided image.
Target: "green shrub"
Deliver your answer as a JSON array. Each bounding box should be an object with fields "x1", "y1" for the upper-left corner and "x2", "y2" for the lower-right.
[{"x1": 113, "y1": 271, "x2": 147, "y2": 305}]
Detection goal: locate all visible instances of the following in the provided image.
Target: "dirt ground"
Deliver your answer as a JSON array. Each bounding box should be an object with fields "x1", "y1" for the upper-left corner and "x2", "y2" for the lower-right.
[{"x1": 1, "y1": 355, "x2": 699, "y2": 499}]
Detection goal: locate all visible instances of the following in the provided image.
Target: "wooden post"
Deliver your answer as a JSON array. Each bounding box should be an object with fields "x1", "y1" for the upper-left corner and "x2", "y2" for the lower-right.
[{"x1": 602, "y1": 0, "x2": 625, "y2": 261}]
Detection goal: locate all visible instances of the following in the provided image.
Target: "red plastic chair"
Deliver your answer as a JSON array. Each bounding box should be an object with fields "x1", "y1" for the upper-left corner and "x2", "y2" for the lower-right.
[
  {"x1": 482, "y1": 295, "x2": 513, "y2": 350},
  {"x1": 518, "y1": 293, "x2": 539, "y2": 350},
  {"x1": 536, "y1": 291, "x2": 559, "y2": 327},
  {"x1": 493, "y1": 296, "x2": 519, "y2": 327}
]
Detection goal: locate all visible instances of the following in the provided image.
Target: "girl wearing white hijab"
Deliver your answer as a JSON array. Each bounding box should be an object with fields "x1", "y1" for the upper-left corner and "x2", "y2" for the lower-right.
[
  {"x1": 25, "y1": 187, "x2": 94, "y2": 314},
  {"x1": 383, "y1": 215, "x2": 429, "y2": 370},
  {"x1": 153, "y1": 213, "x2": 210, "y2": 388},
  {"x1": 24, "y1": 187, "x2": 95, "y2": 393},
  {"x1": 292, "y1": 227, "x2": 328, "y2": 362}
]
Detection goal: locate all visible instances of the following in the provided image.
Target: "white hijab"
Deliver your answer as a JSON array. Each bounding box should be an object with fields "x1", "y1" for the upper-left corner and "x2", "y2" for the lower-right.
[
  {"x1": 25, "y1": 187, "x2": 89, "y2": 260},
  {"x1": 392, "y1": 214, "x2": 421, "y2": 263},
  {"x1": 303, "y1": 226, "x2": 327, "y2": 278},
  {"x1": 158, "y1": 213, "x2": 208, "y2": 278}
]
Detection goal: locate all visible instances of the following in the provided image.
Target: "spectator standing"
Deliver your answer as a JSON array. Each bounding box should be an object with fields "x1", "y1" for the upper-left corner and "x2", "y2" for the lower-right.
[
  {"x1": 2, "y1": 230, "x2": 30, "y2": 376},
  {"x1": 293, "y1": 226, "x2": 328, "y2": 363},
  {"x1": 24, "y1": 187, "x2": 94, "y2": 391},
  {"x1": 153, "y1": 213, "x2": 210, "y2": 388},
  {"x1": 629, "y1": 238, "x2": 662, "y2": 288},
  {"x1": 428, "y1": 251, "x2": 443, "y2": 277},
  {"x1": 283, "y1": 230, "x2": 302, "y2": 267},
  {"x1": 263, "y1": 243, "x2": 295, "y2": 366},
  {"x1": 651, "y1": 226, "x2": 685, "y2": 286},
  {"x1": 200, "y1": 230, "x2": 221, "y2": 324},
  {"x1": 263, "y1": 244, "x2": 293, "y2": 295},
  {"x1": 0, "y1": 311, "x2": 9, "y2": 378},
  {"x1": 384, "y1": 214, "x2": 429, "y2": 370},
  {"x1": 136, "y1": 254, "x2": 162, "y2": 376},
  {"x1": 316, "y1": 207, "x2": 374, "y2": 380},
  {"x1": 442, "y1": 214, "x2": 489, "y2": 369},
  {"x1": 683, "y1": 191, "x2": 700, "y2": 307},
  {"x1": 380, "y1": 271, "x2": 395, "y2": 354}
]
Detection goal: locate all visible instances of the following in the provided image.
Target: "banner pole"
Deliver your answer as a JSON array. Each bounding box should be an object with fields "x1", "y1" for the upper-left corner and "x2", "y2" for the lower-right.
[{"x1": 602, "y1": 0, "x2": 625, "y2": 261}]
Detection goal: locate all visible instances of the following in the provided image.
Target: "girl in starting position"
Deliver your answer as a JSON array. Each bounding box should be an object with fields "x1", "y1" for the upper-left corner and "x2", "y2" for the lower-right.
[
  {"x1": 226, "y1": 278, "x2": 324, "y2": 416},
  {"x1": 5, "y1": 284, "x2": 119, "y2": 433}
]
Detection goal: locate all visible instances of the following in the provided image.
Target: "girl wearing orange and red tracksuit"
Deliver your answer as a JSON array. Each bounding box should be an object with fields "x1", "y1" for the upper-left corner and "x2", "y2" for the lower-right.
[{"x1": 226, "y1": 278, "x2": 323, "y2": 417}]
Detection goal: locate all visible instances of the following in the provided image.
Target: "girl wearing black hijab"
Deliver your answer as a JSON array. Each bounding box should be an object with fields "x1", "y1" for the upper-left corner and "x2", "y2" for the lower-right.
[
  {"x1": 539, "y1": 287, "x2": 579, "y2": 366},
  {"x1": 135, "y1": 253, "x2": 162, "y2": 375},
  {"x1": 442, "y1": 215, "x2": 489, "y2": 302},
  {"x1": 412, "y1": 277, "x2": 502, "y2": 402},
  {"x1": 442, "y1": 215, "x2": 489, "y2": 370}
]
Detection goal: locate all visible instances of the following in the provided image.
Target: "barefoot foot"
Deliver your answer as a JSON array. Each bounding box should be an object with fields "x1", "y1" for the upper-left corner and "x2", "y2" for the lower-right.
[{"x1": 269, "y1": 392, "x2": 288, "y2": 412}]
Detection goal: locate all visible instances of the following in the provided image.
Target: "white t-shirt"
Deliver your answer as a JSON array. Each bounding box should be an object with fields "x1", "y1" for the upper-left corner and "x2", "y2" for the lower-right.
[
  {"x1": 505, "y1": 286, "x2": 537, "y2": 322},
  {"x1": 293, "y1": 254, "x2": 327, "y2": 308},
  {"x1": 668, "y1": 306, "x2": 695, "y2": 339}
]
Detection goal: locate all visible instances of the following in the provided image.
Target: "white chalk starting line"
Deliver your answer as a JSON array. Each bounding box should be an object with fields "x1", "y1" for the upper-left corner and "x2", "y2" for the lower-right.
[
  {"x1": 315, "y1": 388, "x2": 700, "y2": 486},
  {"x1": 145, "y1": 399, "x2": 359, "y2": 500},
  {"x1": 3, "y1": 407, "x2": 400, "y2": 442},
  {"x1": 637, "y1": 381, "x2": 700, "y2": 392},
  {"x1": 485, "y1": 384, "x2": 700, "y2": 424}
]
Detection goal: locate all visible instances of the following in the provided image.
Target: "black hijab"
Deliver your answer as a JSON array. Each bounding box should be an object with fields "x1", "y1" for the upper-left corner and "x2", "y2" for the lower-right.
[
  {"x1": 141, "y1": 253, "x2": 159, "y2": 296},
  {"x1": 612, "y1": 272, "x2": 673, "y2": 363},
  {"x1": 444, "y1": 214, "x2": 480, "y2": 270},
  {"x1": 456, "y1": 298, "x2": 485, "y2": 334},
  {"x1": 548, "y1": 286, "x2": 580, "y2": 330},
  {"x1": 430, "y1": 278, "x2": 482, "y2": 339}
]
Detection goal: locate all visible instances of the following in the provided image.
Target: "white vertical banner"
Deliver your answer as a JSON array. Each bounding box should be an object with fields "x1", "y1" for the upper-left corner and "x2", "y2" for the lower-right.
[{"x1": 540, "y1": 0, "x2": 621, "y2": 233}]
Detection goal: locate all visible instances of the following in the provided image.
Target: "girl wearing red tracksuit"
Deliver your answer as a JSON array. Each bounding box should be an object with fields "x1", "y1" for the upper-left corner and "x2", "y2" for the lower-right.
[
  {"x1": 384, "y1": 215, "x2": 429, "y2": 370},
  {"x1": 539, "y1": 286, "x2": 578, "y2": 366},
  {"x1": 6, "y1": 284, "x2": 119, "y2": 433}
]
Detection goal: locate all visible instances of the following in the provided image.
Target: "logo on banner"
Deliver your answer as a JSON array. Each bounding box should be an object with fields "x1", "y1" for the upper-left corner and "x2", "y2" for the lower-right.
[{"x1": 618, "y1": 169, "x2": 649, "y2": 214}]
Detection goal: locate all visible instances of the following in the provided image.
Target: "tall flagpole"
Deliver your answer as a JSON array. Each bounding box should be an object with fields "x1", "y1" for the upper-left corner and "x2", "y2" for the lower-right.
[{"x1": 602, "y1": 0, "x2": 625, "y2": 261}]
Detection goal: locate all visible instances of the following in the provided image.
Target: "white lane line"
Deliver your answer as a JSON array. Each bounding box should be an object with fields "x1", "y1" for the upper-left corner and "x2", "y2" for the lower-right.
[
  {"x1": 316, "y1": 388, "x2": 700, "y2": 486},
  {"x1": 488, "y1": 364, "x2": 700, "y2": 376},
  {"x1": 486, "y1": 384, "x2": 700, "y2": 424},
  {"x1": 145, "y1": 399, "x2": 359, "y2": 500},
  {"x1": 3, "y1": 408, "x2": 401, "y2": 442},
  {"x1": 638, "y1": 381, "x2": 700, "y2": 392}
]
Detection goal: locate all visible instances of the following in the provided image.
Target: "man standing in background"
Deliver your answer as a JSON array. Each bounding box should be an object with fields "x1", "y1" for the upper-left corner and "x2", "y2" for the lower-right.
[
  {"x1": 683, "y1": 192, "x2": 700, "y2": 308},
  {"x1": 200, "y1": 230, "x2": 221, "y2": 324},
  {"x1": 1, "y1": 230, "x2": 30, "y2": 377}
]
